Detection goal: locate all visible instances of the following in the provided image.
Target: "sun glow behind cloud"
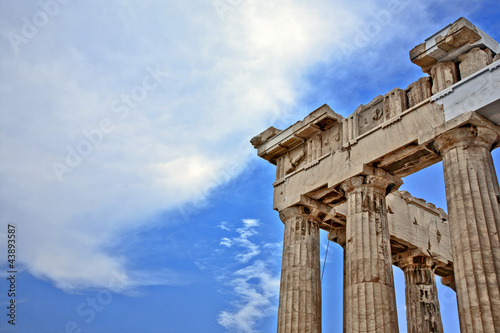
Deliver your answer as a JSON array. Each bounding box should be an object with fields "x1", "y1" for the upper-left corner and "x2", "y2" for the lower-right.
[{"x1": 0, "y1": 0, "x2": 342, "y2": 292}]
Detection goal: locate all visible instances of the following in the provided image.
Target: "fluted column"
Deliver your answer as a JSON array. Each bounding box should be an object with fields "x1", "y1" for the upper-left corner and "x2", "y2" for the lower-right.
[
  {"x1": 277, "y1": 206, "x2": 321, "y2": 333},
  {"x1": 434, "y1": 125, "x2": 500, "y2": 333},
  {"x1": 397, "y1": 256, "x2": 443, "y2": 333},
  {"x1": 341, "y1": 171, "x2": 399, "y2": 333}
]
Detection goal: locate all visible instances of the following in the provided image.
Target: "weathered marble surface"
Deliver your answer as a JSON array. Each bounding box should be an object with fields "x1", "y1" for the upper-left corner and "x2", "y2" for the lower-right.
[
  {"x1": 435, "y1": 126, "x2": 500, "y2": 332},
  {"x1": 253, "y1": 17, "x2": 500, "y2": 333},
  {"x1": 398, "y1": 256, "x2": 444, "y2": 333},
  {"x1": 277, "y1": 206, "x2": 324, "y2": 333},
  {"x1": 342, "y1": 172, "x2": 400, "y2": 333}
]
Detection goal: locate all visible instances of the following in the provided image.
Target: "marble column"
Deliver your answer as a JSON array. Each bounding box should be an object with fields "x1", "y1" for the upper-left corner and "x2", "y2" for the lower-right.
[
  {"x1": 341, "y1": 171, "x2": 399, "y2": 333},
  {"x1": 434, "y1": 125, "x2": 500, "y2": 333},
  {"x1": 277, "y1": 206, "x2": 321, "y2": 333},
  {"x1": 398, "y1": 256, "x2": 444, "y2": 333}
]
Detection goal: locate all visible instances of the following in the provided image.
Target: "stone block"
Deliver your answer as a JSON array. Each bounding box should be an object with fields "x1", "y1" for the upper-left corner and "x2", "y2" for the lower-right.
[
  {"x1": 410, "y1": 17, "x2": 499, "y2": 74},
  {"x1": 356, "y1": 95, "x2": 384, "y2": 136},
  {"x1": 406, "y1": 77, "x2": 432, "y2": 108},
  {"x1": 458, "y1": 47, "x2": 493, "y2": 79},
  {"x1": 384, "y1": 88, "x2": 407, "y2": 119},
  {"x1": 430, "y1": 61, "x2": 458, "y2": 94},
  {"x1": 435, "y1": 17, "x2": 481, "y2": 52},
  {"x1": 250, "y1": 126, "x2": 281, "y2": 148}
]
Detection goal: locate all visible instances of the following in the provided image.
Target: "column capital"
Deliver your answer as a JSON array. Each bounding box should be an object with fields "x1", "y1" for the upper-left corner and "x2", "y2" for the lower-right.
[
  {"x1": 328, "y1": 226, "x2": 346, "y2": 247},
  {"x1": 278, "y1": 205, "x2": 327, "y2": 225},
  {"x1": 340, "y1": 168, "x2": 402, "y2": 195},
  {"x1": 441, "y1": 275, "x2": 457, "y2": 292},
  {"x1": 434, "y1": 125, "x2": 499, "y2": 155},
  {"x1": 396, "y1": 255, "x2": 434, "y2": 271}
]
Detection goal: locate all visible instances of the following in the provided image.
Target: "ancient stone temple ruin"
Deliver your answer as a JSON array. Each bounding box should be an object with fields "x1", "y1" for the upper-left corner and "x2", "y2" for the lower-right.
[{"x1": 251, "y1": 18, "x2": 500, "y2": 332}]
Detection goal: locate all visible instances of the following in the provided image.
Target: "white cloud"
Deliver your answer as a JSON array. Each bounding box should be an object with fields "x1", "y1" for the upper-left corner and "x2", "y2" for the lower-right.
[
  {"x1": 216, "y1": 219, "x2": 280, "y2": 333},
  {"x1": 221, "y1": 218, "x2": 262, "y2": 263},
  {"x1": 220, "y1": 237, "x2": 233, "y2": 248},
  {"x1": 242, "y1": 219, "x2": 259, "y2": 229},
  {"x1": 218, "y1": 221, "x2": 231, "y2": 231},
  {"x1": 218, "y1": 260, "x2": 280, "y2": 333},
  {"x1": 0, "y1": 0, "x2": 484, "y2": 292}
]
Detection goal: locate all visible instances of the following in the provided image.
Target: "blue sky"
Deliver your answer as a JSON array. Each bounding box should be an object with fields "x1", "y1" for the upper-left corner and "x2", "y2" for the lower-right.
[{"x1": 0, "y1": 0, "x2": 500, "y2": 332}]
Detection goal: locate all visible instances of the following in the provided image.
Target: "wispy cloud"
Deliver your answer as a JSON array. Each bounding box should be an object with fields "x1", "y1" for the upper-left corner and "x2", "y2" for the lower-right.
[
  {"x1": 218, "y1": 260, "x2": 280, "y2": 333},
  {"x1": 220, "y1": 237, "x2": 233, "y2": 248},
  {"x1": 218, "y1": 219, "x2": 261, "y2": 262},
  {"x1": 216, "y1": 219, "x2": 281, "y2": 332},
  {"x1": 235, "y1": 219, "x2": 261, "y2": 263},
  {"x1": 218, "y1": 221, "x2": 232, "y2": 231}
]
